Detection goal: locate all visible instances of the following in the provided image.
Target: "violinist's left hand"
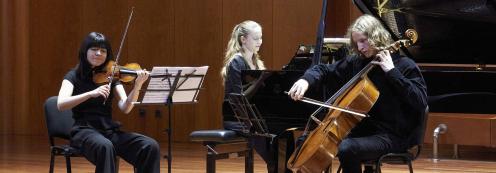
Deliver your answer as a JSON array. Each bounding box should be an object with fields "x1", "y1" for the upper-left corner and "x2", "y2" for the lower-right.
[
  {"x1": 371, "y1": 50, "x2": 394, "y2": 72},
  {"x1": 134, "y1": 69, "x2": 150, "y2": 87}
]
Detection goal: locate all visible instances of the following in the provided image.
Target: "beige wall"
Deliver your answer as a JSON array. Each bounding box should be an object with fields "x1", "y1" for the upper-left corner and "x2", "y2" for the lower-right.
[{"x1": 0, "y1": 0, "x2": 360, "y2": 142}]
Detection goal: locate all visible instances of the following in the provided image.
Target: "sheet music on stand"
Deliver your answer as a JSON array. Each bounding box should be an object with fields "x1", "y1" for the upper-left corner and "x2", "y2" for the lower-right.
[{"x1": 140, "y1": 66, "x2": 208, "y2": 104}]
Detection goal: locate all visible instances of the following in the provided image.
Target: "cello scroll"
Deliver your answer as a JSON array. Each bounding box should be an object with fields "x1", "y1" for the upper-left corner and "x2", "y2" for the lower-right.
[{"x1": 383, "y1": 29, "x2": 418, "y2": 53}]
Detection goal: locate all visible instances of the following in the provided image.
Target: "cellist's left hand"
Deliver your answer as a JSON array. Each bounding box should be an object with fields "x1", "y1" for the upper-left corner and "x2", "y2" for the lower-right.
[
  {"x1": 134, "y1": 69, "x2": 150, "y2": 87},
  {"x1": 371, "y1": 50, "x2": 394, "y2": 72}
]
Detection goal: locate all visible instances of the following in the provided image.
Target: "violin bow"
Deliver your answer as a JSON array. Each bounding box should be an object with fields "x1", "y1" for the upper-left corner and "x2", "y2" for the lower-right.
[{"x1": 104, "y1": 7, "x2": 135, "y2": 104}]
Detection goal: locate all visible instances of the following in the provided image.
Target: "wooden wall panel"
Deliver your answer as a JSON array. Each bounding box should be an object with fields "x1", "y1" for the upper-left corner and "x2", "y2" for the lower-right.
[
  {"x1": 0, "y1": 0, "x2": 14, "y2": 134},
  {"x1": 273, "y1": 0, "x2": 321, "y2": 69},
  {"x1": 492, "y1": 119, "x2": 496, "y2": 147},
  {"x1": 0, "y1": 0, "x2": 13, "y2": 133},
  {"x1": 0, "y1": 0, "x2": 31, "y2": 135},
  {"x1": 126, "y1": 0, "x2": 176, "y2": 141},
  {"x1": 1, "y1": 0, "x2": 358, "y2": 142},
  {"x1": 326, "y1": 0, "x2": 362, "y2": 37},
  {"x1": 169, "y1": 0, "x2": 223, "y2": 141},
  {"x1": 29, "y1": 0, "x2": 83, "y2": 136},
  {"x1": 424, "y1": 113, "x2": 496, "y2": 147},
  {"x1": 15, "y1": 0, "x2": 31, "y2": 135},
  {"x1": 223, "y1": 0, "x2": 274, "y2": 68}
]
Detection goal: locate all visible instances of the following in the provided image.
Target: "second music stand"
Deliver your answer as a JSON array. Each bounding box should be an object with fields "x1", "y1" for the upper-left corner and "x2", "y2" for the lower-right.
[
  {"x1": 227, "y1": 93, "x2": 274, "y2": 139},
  {"x1": 137, "y1": 66, "x2": 208, "y2": 173}
]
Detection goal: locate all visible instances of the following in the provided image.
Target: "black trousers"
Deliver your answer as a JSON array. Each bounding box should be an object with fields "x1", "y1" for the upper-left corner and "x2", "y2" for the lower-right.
[
  {"x1": 337, "y1": 120, "x2": 407, "y2": 173},
  {"x1": 71, "y1": 126, "x2": 161, "y2": 173}
]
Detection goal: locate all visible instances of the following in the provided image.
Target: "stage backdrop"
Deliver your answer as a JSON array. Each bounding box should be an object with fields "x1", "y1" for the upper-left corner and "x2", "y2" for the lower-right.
[{"x1": 0, "y1": 0, "x2": 360, "y2": 142}]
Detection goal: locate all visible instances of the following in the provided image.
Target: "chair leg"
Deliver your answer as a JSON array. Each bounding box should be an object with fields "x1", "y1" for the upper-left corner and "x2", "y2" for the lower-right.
[
  {"x1": 408, "y1": 160, "x2": 413, "y2": 173},
  {"x1": 115, "y1": 157, "x2": 120, "y2": 173},
  {"x1": 245, "y1": 142, "x2": 253, "y2": 173},
  {"x1": 49, "y1": 152, "x2": 55, "y2": 173},
  {"x1": 65, "y1": 156, "x2": 72, "y2": 173},
  {"x1": 206, "y1": 144, "x2": 216, "y2": 173},
  {"x1": 376, "y1": 160, "x2": 382, "y2": 173}
]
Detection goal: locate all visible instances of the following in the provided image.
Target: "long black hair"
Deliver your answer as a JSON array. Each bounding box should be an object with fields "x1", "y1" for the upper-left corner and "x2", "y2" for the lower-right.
[{"x1": 75, "y1": 32, "x2": 113, "y2": 80}]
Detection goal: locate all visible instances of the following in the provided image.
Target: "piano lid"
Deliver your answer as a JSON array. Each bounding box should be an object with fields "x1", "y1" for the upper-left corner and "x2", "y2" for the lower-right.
[{"x1": 353, "y1": 0, "x2": 496, "y2": 65}]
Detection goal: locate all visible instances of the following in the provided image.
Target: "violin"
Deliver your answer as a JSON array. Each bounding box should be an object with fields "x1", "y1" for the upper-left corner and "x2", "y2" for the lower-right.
[{"x1": 93, "y1": 60, "x2": 143, "y2": 85}]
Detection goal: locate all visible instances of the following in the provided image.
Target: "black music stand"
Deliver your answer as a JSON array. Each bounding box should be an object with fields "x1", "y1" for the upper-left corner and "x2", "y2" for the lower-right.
[
  {"x1": 229, "y1": 93, "x2": 306, "y2": 173},
  {"x1": 137, "y1": 66, "x2": 209, "y2": 173},
  {"x1": 227, "y1": 93, "x2": 274, "y2": 138}
]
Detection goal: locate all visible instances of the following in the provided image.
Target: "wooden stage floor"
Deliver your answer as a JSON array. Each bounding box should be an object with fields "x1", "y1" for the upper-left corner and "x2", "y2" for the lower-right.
[{"x1": 1, "y1": 135, "x2": 496, "y2": 173}]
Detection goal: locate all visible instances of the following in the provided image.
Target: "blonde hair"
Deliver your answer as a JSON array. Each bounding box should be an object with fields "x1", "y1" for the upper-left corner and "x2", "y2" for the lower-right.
[
  {"x1": 347, "y1": 14, "x2": 393, "y2": 55},
  {"x1": 221, "y1": 20, "x2": 265, "y2": 82}
]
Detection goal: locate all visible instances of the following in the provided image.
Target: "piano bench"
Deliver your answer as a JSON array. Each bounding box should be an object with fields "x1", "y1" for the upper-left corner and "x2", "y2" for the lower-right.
[{"x1": 189, "y1": 130, "x2": 254, "y2": 173}]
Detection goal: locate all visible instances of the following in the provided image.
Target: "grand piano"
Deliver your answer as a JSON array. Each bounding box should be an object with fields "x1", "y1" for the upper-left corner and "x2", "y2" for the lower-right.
[{"x1": 226, "y1": 0, "x2": 496, "y2": 172}]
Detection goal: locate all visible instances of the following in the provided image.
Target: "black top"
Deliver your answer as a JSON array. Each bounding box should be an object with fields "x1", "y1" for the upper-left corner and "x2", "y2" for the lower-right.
[
  {"x1": 223, "y1": 54, "x2": 261, "y2": 122},
  {"x1": 301, "y1": 53, "x2": 428, "y2": 138},
  {"x1": 224, "y1": 54, "x2": 252, "y2": 100},
  {"x1": 64, "y1": 69, "x2": 121, "y2": 131}
]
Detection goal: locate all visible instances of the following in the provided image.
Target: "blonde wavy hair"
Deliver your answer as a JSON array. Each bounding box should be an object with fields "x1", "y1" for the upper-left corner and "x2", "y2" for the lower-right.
[
  {"x1": 347, "y1": 14, "x2": 393, "y2": 55},
  {"x1": 221, "y1": 20, "x2": 265, "y2": 82}
]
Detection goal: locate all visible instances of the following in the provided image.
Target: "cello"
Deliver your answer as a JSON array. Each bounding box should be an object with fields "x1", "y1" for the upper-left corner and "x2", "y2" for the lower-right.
[{"x1": 286, "y1": 28, "x2": 418, "y2": 173}]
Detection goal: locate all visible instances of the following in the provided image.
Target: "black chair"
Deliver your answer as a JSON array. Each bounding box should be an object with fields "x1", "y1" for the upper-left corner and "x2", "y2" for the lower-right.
[
  {"x1": 43, "y1": 96, "x2": 120, "y2": 173},
  {"x1": 337, "y1": 106, "x2": 429, "y2": 173}
]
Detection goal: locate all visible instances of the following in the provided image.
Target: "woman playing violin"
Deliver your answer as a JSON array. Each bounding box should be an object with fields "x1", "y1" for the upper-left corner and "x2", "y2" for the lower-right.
[
  {"x1": 57, "y1": 32, "x2": 159, "y2": 173},
  {"x1": 288, "y1": 14, "x2": 428, "y2": 173}
]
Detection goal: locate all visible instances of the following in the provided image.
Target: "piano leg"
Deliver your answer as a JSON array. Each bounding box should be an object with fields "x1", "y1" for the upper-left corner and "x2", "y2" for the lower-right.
[{"x1": 275, "y1": 128, "x2": 299, "y2": 173}]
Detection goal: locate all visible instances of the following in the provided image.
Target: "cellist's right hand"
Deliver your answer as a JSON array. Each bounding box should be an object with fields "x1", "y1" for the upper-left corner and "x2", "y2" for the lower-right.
[
  {"x1": 288, "y1": 79, "x2": 309, "y2": 101},
  {"x1": 88, "y1": 84, "x2": 110, "y2": 99}
]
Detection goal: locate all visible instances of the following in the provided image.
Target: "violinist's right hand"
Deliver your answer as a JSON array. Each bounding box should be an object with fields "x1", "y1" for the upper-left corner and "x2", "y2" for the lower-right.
[
  {"x1": 88, "y1": 84, "x2": 111, "y2": 99},
  {"x1": 288, "y1": 79, "x2": 309, "y2": 101}
]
